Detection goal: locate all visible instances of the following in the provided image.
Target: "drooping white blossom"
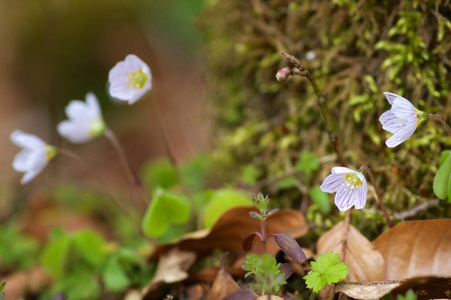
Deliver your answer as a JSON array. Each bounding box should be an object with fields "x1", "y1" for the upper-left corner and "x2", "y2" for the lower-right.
[
  {"x1": 57, "y1": 92, "x2": 106, "y2": 144},
  {"x1": 320, "y1": 167, "x2": 368, "y2": 211},
  {"x1": 11, "y1": 130, "x2": 57, "y2": 184},
  {"x1": 108, "y1": 54, "x2": 152, "y2": 104},
  {"x1": 379, "y1": 92, "x2": 427, "y2": 148}
]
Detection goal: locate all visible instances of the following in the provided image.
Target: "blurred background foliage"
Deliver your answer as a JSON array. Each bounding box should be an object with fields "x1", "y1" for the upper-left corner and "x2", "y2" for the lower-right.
[{"x1": 2, "y1": 0, "x2": 451, "y2": 298}]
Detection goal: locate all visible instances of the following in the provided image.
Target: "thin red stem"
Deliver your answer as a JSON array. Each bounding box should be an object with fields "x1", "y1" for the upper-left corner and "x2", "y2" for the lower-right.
[
  {"x1": 104, "y1": 128, "x2": 149, "y2": 206},
  {"x1": 427, "y1": 114, "x2": 451, "y2": 137},
  {"x1": 360, "y1": 165, "x2": 393, "y2": 228}
]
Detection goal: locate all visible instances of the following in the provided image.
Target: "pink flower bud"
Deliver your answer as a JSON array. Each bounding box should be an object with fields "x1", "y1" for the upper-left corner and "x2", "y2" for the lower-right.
[{"x1": 275, "y1": 67, "x2": 292, "y2": 81}]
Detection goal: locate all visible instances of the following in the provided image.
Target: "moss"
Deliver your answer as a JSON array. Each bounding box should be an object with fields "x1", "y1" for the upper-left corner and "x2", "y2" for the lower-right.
[{"x1": 201, "y1": 0, "x2": 451, "y2": 228}]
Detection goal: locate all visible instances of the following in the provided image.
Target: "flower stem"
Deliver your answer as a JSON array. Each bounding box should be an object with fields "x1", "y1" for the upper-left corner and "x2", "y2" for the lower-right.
[
  {"x1": 281, "y1": 52, "x2": 346, "y2": 166},
  {"x1": 58, "y1": 148, "x2": 141, "y2": 230},
  {"x1": 427, "y1": 114, "x2": 451, "y2": 137},
  {"x1": 103, "y1": 128, "x2": 149, "y2": 206},
  {"x1": 261, "y1": 217, "x2": 267, "y2": 253},
  {"x1": 360, "y1": 165, "x2": 393, "y2": 228},
  {"x1": 309, "y1": 292, "x2": 316, "y2": 300}
]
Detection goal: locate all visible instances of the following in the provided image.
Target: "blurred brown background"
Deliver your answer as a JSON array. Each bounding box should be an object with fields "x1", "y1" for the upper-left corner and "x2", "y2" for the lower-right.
[{"x1": 0, "y1": 0, "x2": 209, "y2": 195}]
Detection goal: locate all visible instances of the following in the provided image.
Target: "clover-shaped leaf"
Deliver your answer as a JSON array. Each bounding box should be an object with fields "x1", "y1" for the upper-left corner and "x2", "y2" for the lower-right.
[{"x1": 303, "y1": 252, "x2": 348, "y2": 293}]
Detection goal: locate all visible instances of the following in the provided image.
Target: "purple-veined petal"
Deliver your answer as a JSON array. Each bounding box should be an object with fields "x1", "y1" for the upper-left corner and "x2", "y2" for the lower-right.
[
  {"x1": 379, "y1": 110, "x2": 408, "y2": 134},
  {"x1": 335, "y1": 188, "x2": 360, "y2": 211},
  {"x1": 320, "y1": 173, "x2": 346, "y2": 193},
  {"x1": 354, "y1": 183, "x2": 368, "y2": 209},
  {"x1": 391, "y1": 97, "x2": 416, "y2": 120},
  {"x1": 331, "y1": 166, "x2": 355, "y2": 174},
  {"x1": 383, "y1": 92, "x2": 409, "y2": 106},
  {"x1": 385, "y1": 116, "x2": 418, "y2": 148}
]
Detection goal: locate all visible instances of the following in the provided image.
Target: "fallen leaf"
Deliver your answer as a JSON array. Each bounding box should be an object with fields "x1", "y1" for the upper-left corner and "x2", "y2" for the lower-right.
[
  {"x1": 336, "y1": 277, "x2": 451, "y2": 300},
  {"x1": 317, "y1": 221, "x2": 384, "y2": 300},
  {"x1": 256, "y1": 296, "x2": 283, "y2": 300},
  {"x1": 335, "y1": 281, "x2": 401, "y2": 299},
  {"x1": 206, "y1": 267, "x2": 240, "y2": 300},
  {"x1": 317, "y1": 221, "x2": 384, "y2": 282},
  {"x1": 142, "y1": 248, "x2": 196, "y2": 298},
  {"x1": 188, "y1": 267, "x2": 245, "y2": 284},
  {"x1": 150, "y1": 207, "x2": 308, "y2": 262},
  {"x1": 372, "y1": 219, "x2": 451, "y2": 279}
]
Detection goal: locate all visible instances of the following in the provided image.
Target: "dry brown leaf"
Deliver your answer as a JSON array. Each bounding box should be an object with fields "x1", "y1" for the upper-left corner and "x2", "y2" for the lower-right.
[
  {"x1": 372, "y1": 219, "x2": 451, "y2": 280},
  {"x1": 336, "y1": 277, "x2": 451, "y2": 300},
  {"x1": 150, "y1": 207, "x2": 308, "y2": 261},
  {"x1": 317, "y1": 221, "x2": 385, "y2": 282},
  {"x1": 188, "y1": 267, "x2": 245, "y2": 284},
  {"x1": 206, "y1": 267, "x2": 240, "y2": 300},
  {"x1": 335, "y1": 281, "x2": 401, "y2": 299},
  {"x1": 256, "y1": 296, "x2": 283, "y2": 300},
  {"x1": 143, "y1": 248, "x2": 196, "y2": 298}
]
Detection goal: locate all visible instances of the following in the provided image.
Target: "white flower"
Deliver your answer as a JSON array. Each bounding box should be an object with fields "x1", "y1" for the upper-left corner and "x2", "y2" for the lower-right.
[
  {"x1": 379, "y1": 92, "x2": 427, "y2": 148},
  {"x1": 108, "y1": 54, "x2": 152, "y2": 104},
  {"x1": 57, "y1": 92, "x2": 106, "y2": 144},
  {"x1": 320, "y1": 167, "x2": 368, "y2": 211},
  {"x1": 10, "y1": 130, "x2": 57, "y2": 184}
]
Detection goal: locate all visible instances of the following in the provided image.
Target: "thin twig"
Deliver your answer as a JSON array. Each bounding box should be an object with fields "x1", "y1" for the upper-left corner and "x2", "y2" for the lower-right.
[
  {"x1": 103, "y1": 128, "x2": 149, "y2": 206},
  {"x1": 360, "y1": 165, "x2": 393, "y2": 228},
  {"x1": 281, "y1": 52, "x2": 346, "y2": 166},
  {"x1": 427, "y1": 114, "x2": 451, "y2": 137}
]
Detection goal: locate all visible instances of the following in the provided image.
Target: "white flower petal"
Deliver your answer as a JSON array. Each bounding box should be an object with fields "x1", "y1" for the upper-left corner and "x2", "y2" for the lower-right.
[
  {"x1": 57, "y1": 120, "x2": 92, "y2": 144},
  {"x1": 108, "y1": 54, "x2": 152, "y2": 104},
  {"x1": 383, "y1": 92, "x2": 409, "y2": 106},
  {"x1": 331, "y1": 167, "x2": 355, "y2": 174},
  {"x1": 86, "y1": 92, "x2": 102, "y2": 119},
  {"x1": 354, "y1": 182, "x2": 368, "y2": 209},
  {"x1": 320, "y1": 173, "x2": 346, "y2": 193},
  {"x1": 65, "y1": 100, "x2": 91, "y2": 122},
  {"x1": 335, "y1": 188, "x2": 357, "y2": 211},
  {"x1": 59, "y1": 93, "x2": 104, "y2": 144},
  {"x1": 385, "y1": 116, "x2": 418, "y2": 148},
  {"x1": 379, "y1": 110, "x2": 408, "y2": 134},
  {"x1": 10, "y1": 130, "x2": 51, "y2": 184},
  {"x1": 10, "y1": 130, "x2": 45, "y2": 149},
  {"x1": 13, "y1": 149, "x2": 32, "y2": 172},
  {"x1": 391, "y1": 97, "x2": 416, "y2": 120}
]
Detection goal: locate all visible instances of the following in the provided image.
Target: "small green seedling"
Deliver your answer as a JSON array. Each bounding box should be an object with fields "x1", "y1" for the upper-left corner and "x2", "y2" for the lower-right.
[
  {"x1": 242, "y1": 254, "x2": 286, "y2": 294},
  {"x1": 303, "y1": 252, "x2": 348, "y2": 298},
  {"x1": 242, "y1": 193, "x2": 305, "y2": 296}
]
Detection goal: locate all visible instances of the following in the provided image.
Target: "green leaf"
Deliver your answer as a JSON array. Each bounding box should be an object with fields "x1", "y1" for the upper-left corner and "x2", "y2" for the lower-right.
[
  {"x1": 102, "y1": 256, "x2": 130, "y2": 292},
  {"x1": 0, "y1": 280, "x2": 5, "y2": 292},
  {"x1": 142, "y1": 188, "x2": 191, "y2": 238},
  {"x1": 433, "y1": 151, "x2": 451, "y2": 200},
  {"x1": 180, "y1": 155, "x2": 209, "y2": 191},
  {"x1": 303, "y1": 252, "x2": 348, "y2": 293},
  {"x1": 202, "y1": 189, "x2": 252, "y2": 228},
  {"x1": 142, "y1": 159, "x2": 179, "y2": 190},
  {"x1": 295, "y1": 151, "x2": 320, "y2": 175},
  {"x1": 40, "y1": 233, "x2": 72, "y2": 278},
  {"x1": 308, "y1": 186, "x2": 331, "y2": 213},
  {"x1": 72, "y1": 229, "x2": 107, "y2": 269}
]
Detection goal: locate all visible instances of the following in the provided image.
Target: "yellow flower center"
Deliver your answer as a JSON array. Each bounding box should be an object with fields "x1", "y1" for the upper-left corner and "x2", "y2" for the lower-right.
[
  {"x1": 344, "y1": 173, "x2": 363, "y2": 189},
  {"x1": 129, "y1": 70, "x2": 148, "y2": 90}
]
